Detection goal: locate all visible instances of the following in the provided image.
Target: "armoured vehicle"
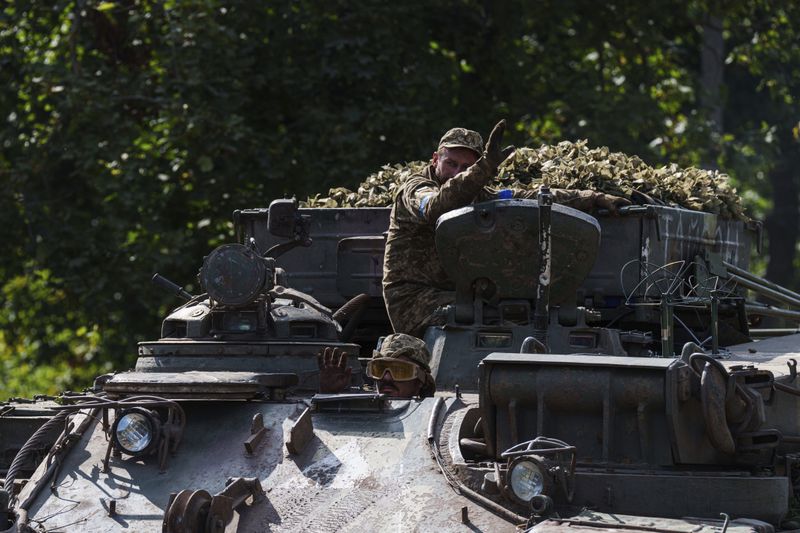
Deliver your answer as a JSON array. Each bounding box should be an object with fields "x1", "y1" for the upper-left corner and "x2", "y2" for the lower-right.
[{"x1": 2, "y1": 192, "x2": 800, "y2": 532}]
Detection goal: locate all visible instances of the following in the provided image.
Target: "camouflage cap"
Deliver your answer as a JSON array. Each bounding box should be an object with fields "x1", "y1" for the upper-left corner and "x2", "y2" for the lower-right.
[
  {"x1": 374, "y1": 333, "x2": 432, "y2": 373},
  {"x1": 437, "y1": 127, "x2": 483, "y2": 157}
]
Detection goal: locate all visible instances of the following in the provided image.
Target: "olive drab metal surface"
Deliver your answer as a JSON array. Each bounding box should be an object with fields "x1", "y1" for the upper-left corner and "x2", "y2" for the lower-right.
[{"x1": 435, "y1": 199, "x2": 601, "y2": 306}]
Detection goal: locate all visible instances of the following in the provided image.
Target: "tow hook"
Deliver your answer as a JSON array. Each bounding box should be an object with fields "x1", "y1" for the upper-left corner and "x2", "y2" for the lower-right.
[{"x1": 162, "y1": 477, "x2": 264, "y2": 533}]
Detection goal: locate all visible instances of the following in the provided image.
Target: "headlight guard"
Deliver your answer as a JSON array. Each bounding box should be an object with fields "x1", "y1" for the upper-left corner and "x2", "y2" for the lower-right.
[{"x1": 501, "y1": 436, "x2": 577, "y2": 511}]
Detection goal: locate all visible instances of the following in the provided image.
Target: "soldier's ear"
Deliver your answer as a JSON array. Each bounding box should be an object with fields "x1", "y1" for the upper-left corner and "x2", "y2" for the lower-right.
[{"x1": 431, "y1": 151, "x2": 440, "y2": 166}]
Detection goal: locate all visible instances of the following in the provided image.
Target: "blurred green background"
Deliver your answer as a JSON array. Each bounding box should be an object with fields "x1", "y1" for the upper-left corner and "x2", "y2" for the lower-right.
[{"x1": 2, "y1": 1, "x2": 799, "y2": 398}]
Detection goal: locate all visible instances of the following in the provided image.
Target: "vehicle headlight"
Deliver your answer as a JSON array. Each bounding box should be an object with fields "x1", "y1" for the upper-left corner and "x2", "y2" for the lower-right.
[
  {"x1": 112, "y1": 408, "x2": 161, "y2": 456},
  {"x1": 508, "y1": 457, "x2": 548, "y2": 504}
]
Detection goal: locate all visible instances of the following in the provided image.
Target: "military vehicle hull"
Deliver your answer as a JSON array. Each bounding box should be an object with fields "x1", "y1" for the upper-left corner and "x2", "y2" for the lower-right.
[
  {"x1": 16, "y1": 397, "x2": 520, "y2": 532},
  {"x1": 3, "y1": 198, "x2": 798, "y2": 533},
  {"x1": 11, "y1": 356, "x2": 793, "y2": 533}
]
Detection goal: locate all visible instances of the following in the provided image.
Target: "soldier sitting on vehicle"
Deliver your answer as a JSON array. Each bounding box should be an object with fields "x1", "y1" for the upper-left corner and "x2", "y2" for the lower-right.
[
  {"x1": 382, "y1": 119, "x2": 631, "y2": 337},
  {"x1": 318, "y1": 333, "x2": 435, "y2": 398}
]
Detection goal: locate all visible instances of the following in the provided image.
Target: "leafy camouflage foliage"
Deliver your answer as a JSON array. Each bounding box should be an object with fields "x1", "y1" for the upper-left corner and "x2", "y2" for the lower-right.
[{"x1": 303, "y1": 141, "x2": 747, "y2": 220}]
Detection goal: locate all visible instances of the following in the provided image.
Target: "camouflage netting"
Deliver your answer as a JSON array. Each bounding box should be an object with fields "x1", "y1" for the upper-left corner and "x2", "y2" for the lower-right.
[{"x1": 301, "y1": 140, "x2": 747, "y2": 220}]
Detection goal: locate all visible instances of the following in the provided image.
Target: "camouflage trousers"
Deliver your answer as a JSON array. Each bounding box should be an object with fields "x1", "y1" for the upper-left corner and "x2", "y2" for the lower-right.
[{"x1": 383, "y1": 283, "x2": 455, "y2": 338}]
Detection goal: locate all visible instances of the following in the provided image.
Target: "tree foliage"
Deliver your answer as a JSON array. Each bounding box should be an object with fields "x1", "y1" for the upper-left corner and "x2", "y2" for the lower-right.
[{"x1": 1, "y1": 0, "x2": 799, "y2": 398}]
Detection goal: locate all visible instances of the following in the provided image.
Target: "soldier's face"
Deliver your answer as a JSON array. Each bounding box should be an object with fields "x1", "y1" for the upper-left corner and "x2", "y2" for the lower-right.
[
  {"x1": 375, "y1": 356, "x2": 423, "y2": 398},
  {"x1": 432, "y1": 147, "x2": 479, "y2": 182}
]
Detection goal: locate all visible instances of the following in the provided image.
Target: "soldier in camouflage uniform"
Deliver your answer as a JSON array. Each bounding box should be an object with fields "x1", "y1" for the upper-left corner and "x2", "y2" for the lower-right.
[
  {"x1": 382, "y1": 120, "x2": 629, "y2": 337},
  {"x1": 318, "y1": 333, "x2": 435, "y2": 398}
]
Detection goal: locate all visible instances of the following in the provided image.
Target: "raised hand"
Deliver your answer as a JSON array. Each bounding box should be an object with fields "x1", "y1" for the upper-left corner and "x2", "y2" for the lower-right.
[
  {"x1": 476, "y1": 119, "x2": 516, "y2": 178},
  {"x1": 317, "y1": 346, "x2": 352, "y2": 394}
]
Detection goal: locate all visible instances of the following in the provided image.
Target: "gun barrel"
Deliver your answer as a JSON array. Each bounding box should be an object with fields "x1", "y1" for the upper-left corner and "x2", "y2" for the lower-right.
[{"x1": 151, "y1": 273, "x2": 192, "y2": 300}]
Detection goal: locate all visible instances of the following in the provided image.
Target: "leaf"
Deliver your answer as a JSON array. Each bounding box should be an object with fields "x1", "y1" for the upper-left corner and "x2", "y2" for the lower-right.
[{"x1": 198, "y1": 156, "x2": 214, "y2": 173}]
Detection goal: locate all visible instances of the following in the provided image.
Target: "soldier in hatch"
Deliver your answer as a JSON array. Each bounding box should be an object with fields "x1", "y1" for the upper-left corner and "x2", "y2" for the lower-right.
[
  {"x1": 318, "y1": 333, "x2": 435, "y2": 398},
  {"x1": 382, "y1": 120, "x2": 630, "y2": 338}
]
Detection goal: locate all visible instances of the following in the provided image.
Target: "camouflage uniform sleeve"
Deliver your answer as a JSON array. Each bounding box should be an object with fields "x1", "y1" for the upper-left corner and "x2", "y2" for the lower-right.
[{"x1": 400, "y1": 165, "x2": 494, "y2": 223}]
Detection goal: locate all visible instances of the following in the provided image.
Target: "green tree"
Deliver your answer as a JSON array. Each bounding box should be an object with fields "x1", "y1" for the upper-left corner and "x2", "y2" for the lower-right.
[
  {"x1": 1, "y1": 0, "x2": 799, "y2": 398},
  {"x1": 720, "y1": 2, "x2": 800, "y2": 287}
]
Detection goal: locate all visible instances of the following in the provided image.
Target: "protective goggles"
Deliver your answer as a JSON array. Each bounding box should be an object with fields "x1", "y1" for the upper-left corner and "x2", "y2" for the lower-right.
[{"x1": 366, "y1": 358, "x2": 424, "y2": 382}]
